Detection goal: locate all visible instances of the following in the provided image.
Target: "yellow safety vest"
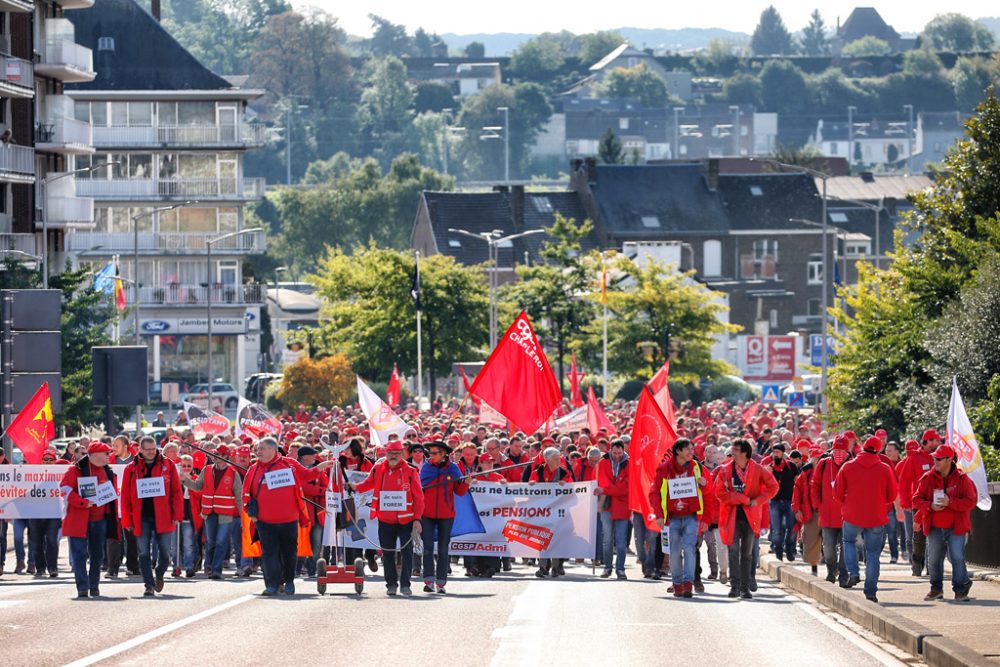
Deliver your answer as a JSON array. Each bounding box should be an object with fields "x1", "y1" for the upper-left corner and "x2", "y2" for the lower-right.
[{"x1": 660, "y1": 461, "x2": 704, "y2": 519}]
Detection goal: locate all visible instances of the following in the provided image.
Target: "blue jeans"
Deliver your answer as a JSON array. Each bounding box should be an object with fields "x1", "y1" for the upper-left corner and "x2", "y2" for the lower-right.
[
  {"x1": 769, "y1": 500, "x2": 796, "y2": 558},
  {"x1": 903, "y1": 510, "x2": 914, "y2": 557},
  {"x1": 135, "y1": 518, "x2": 174, "y2": 588},
  {"x1": 13, "y1": 519, "x2": 33, "y2": 565},
  {"x1": 29, "y1": 518, "x2": 60, "y2": 574},
  {"x1": 256, "y1": 520, "x2": 298, "y2": 592},
  {"x1": 599, "y1": 513, "x2": 628, "y2": 574},
  {"x1": 843, "y1": 521, "x2": 885, "y2": 597},
  {"x1": 668, "y1": 515, "x2": 699, "y2": 585},
  {"x1": 202, "y1": 514, "x2": 234, "y2": 575},
  {"x1": 171, "y1": 522, "x2": 197, "y2": 571},
  {"x1": 69, "y1": 519, "x2": 107, "y2": 594},
  {"x1": 421, "y1": 517, "x2": 454, "y2": 586},
  {"x1": 631, "y1": 512, "x2": 657, "y2": 574},
  {"x1": 883, "y1": 509, "x2": 900, "y2": 560},
  {"x1": 927, "y1": 528, "x2": 971, "y2": 594},
  {"x1": 594, "y1": 513, "x2": 604, "y2": 561}
]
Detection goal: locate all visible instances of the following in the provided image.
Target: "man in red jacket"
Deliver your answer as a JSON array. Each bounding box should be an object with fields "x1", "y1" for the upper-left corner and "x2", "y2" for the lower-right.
[
  {"x1": 833, "y1": 436, "x2": 898, "y2": 603},
  {"x1": 913, "y1": 445, "x2": 978, "y2": 601},
  {"x1": 60, "y1": 442, "x2": 118, "y2": 599},
  {"x1": 121, "y1": 436, "x2": 184, "y2": 597},
  {"x1": 812, "y1": 435, "x2": 850, "y2": 585},
  {"x1": 596, "y1": 440, "x2": 629, "y2": 580},
  {"x1": 352, "y1": 440, "x2": 424, "y2": 596},
  {"x1": 792, "y1": 444, "x2": 824, "y2": 575},
  {"x1": 897, "y1": 430, "x2": 939, "y2": 575}
]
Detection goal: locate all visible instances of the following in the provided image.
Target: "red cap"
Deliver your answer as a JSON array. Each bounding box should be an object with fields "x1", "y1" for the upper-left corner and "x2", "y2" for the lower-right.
[
  {"x1": 385, "y1": 441, "x2": 405, "y2": 452},
  {"x1": 87, "y1": 442, "x2": 112, "y2": 455},
  {"x1": 240, "y1": 435, "x2": 253, "y2": 444},
  {"x1": 932, "y1": 444, "x2": 956, "y2": 459},
  {"x1": 842, "y1": 430, "x2": 857, "y2": 442},
  {"x1": 216, "y1": 444, "x2": 231, "y2": 457},
  {"x1": 922, "y1": 428, "x2": 942, "y2": 442},
  {"x1": 809, "y1": 445, "x2": 825, "y2": 457},
  {"x1": 446, "y1": 433, "x2": 461, "y2": 443},
  {"x1": 904, "y1": 439, "x2": 920, "y2": 453},
  {"x1": 236, "y1": 446, "x2": 251, "y2": 456},
  {"x1": 541, "y1": 436, "x2": 555, "y2": 445},
  {"x1": 875, "y1": 429, "x2": 888, "y2": 438},
  {"x1": 862, "y1": 436, "x2": 881, "y2": 454},
  {"x1": 832, "y1": 436, "x2": 849, "y2": 452},
  {"x1": 795, "y1": 438, "x2": 812, "y2": 450}
]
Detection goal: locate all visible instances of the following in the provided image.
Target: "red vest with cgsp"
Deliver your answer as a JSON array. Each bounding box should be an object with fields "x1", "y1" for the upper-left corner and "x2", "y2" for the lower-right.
[{"x1": 201, "y1": 465, "x2": 239, "y2": 516}]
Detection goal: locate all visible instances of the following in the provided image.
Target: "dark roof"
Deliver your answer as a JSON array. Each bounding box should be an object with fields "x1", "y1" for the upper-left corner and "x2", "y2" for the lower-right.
[
  {"x1": 839, "y1": 7, "x2": 900, "y2": 46},
  {"x1": 817, "y1": 116, "x2": 913, "y2": 142},
  {"x1": 67, "y1": 0, "x2": 233, "y2": 91},
  {"x1": 920, "y1": 112, "x2": 964, "y2": 134},
  {"x1": 423, "y1": 190, "x2": 597, "y2": 266},
  {"x1": 716, "y1": 173, "x2": 821, "y2": 230},
  {"x1": 590, "y1": 164, "x2": 728, "y2": 236}
]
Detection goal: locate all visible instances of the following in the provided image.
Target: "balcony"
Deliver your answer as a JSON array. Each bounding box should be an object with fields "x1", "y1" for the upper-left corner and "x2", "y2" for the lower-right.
[
  {"x1": 35, "y1": 20, "x2": 95, "y2": 83},
  {"x1": 56, "y1": 0, "x2": 95, "y2": 8},
  {"x1": 0, "y1": 0, "x2": 32, "y2": 12},
  {"x1": 36, "y1": 173, "x2": 95, "y2": 228},
  {"x1": 0, "y1": 145, "x2": 36, "y2": 183},
  {"x1": 35, "y1": 117, "x2": 94, "y2": 155},
  {"x1": 0, "y1": 55, "x2": 34, "y2": 99},
  {"x1": 76, "y1": 177, "x2": 266, "y2": 201},
  {"x1": 92, "y1": 123, "x2": 268, "y2": 148},
  {"x1": 65, "y1": 230, "x2": 267, "y2": 256},
  {"x1": 128, "y1": 282, "x2": 266, "y2": 306},
  {"x1": 0, "y1": 233, "x2": 38, "y2": 255}
]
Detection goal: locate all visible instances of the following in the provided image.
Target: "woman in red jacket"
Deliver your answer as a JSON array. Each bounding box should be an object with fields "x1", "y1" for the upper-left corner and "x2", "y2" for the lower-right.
[
  {"x1": 811, "y1": 435, "x2": 851, "y2": 585},
  {"x1": 714, "y1": 438, "x2": 778, "y2": 600},
  {"x1": 792, "y1": 445, "x2": 824, "y2": 575},
  {"x1": 596, "y1": 440, "x2": 630, "y2": 579},
  {"x1": 60, "y1": 442, "x2": 119, "y2": 599}
]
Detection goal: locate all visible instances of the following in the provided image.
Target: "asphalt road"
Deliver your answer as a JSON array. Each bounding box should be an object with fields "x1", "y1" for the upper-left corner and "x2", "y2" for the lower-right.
[{"x1": 1, "y1": 544, "x2": 921, "y2": 667}]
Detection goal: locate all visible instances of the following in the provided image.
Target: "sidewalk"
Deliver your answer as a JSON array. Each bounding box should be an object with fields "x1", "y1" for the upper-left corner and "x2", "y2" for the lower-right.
[{"x1": 760, "y1": 552, "x2": 1000, "y2": 667}]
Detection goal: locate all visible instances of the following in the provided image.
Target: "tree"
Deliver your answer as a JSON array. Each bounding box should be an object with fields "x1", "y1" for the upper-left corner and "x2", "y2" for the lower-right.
[
  {"x1": 276, "y1": 354, "x2": 354, "y2": 408},
  {"x1": 902, "y1": 49, "x2": 945, "y2": 78},
  {"x1": 723, "y1": 72, "x2": 762, "y2": 107},
  {"x1": 356, "y1": 56, "x2": 416, "y2": 167},
  {"x1": 464, "y1": 41, "x2": 486, "y2": 58},
  {"x1": 597, "y1": 63, "x2": 671, "y2": 108},
  {"x1": 808, "y1": 68, "x2": 876, "y2": 114},
  {"x1": 841, "y1": 36, "x2": 892, "y2": 57},
  {"x1": 309, "y1": 247, "x2": 488, "y2": 398},
  {"x1": 751, "y1": 5, "x2": 796, "y2": 56},
  {"x1": 800, "y1": 9, "x2": 830, "y2": 56},
  {"x1": 695, "y1": 38, "x2": 739, "y2": 75},
  {"x1": 921, "y1": 13, "x2": 995, "y2": 53},
  {"x1": 951, "y1": 57, "x2": 999, "y2": 112},
  {"x1": 368, "y1": 14, "x2": 411, "y2": 56},
  {"x1": 414, "y1": 81, "x2": 455, "y2": 114},
  {"x1": 598, "y1": 127, "x2": 624, "y2": 164},
  {"x1": 578, "y1": 31, "x2": 625, "y2": 66},
  {"x1": 760, "y1": 59, "x2": 808, "y2": 115},
  {"x1": 501, "y1": 215, "x2": 597, "y2": 389},
  {"x1": 509, "y1": 33, "x2": 567, "y2": 81},
  {"x1": 581, "y1": 254, "x2": 737, "y2": 382}
]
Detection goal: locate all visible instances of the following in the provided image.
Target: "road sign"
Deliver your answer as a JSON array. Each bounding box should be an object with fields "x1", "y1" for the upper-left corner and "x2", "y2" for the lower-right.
[
  {"x1": 810, "y1": 334, "x2": 836, "y2": 367},
  {"x1": 787, "y1": 392, "x2": 805, "y2": 408},
  {"x1": 761, "y1": 384, "x2": 781, "y2": 403},
  {"x1": 740, "y1": 335, "x2": 797, "y2": 381}
]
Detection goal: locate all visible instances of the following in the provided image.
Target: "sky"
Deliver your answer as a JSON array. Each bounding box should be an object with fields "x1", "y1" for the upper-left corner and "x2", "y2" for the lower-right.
[{"x1": 301, "y1": 0, "x2": 998, "y2": 38}]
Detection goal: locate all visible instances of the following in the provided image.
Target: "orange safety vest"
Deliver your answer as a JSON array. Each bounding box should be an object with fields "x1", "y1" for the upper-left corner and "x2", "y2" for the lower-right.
[{"x1": 201, "y1": 466, "x2": 239, "y2": 516}]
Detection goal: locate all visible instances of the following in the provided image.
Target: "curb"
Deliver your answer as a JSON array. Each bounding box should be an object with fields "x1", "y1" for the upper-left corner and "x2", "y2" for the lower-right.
[{"x1": 758, "y1": 554, "x2": 994, "y2": 667}]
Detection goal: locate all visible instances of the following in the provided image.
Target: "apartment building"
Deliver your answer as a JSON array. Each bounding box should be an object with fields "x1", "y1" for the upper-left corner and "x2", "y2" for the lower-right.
[
  {"x1": 65, "y1": 0, "x2": 266, "y2": 395},
  {"x1": 0, "y1": 0, "x2": 94, "y2": 270}
]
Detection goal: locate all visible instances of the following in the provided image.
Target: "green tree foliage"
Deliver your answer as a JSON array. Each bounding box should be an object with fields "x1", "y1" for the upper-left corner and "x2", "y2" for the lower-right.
[
  {"x1": 578, "y1": 31, "x2": 626, "y2": 66},
  {"x1": 414, "y1": 81, "x2": 456, "y2": 114},
  {"x1": 951, "y1": 57, "x2": 1000, "y2": 112},
  {"x1": 308, "y1": 247, "x2": 487, "y2": 397},
  {"x1": 464, "y1": 41, "x2": 486, "y2": 58},
  {"x1": 751, "y1": 5, "x2": 796, "y2": 56},
  {"x1": 509, "y1": 33, "x2": 570, "y2": 81},
  {"x1": 357, "y1": 56, "x2": 417, "y2": 167},
  {"x1": 368, "y1": 14, "x2": 410, "y2": 56},
  {"x1": 500, "y1": 216, "x2": 597, "y2": 388},
  {"x1": 695, "y1": 39, "x2": 739, "y2": 76},
  {"x1": 598, "y1": 128, "x2": 624, "y2": 164},
  {"x1": 800, "y1": 10, "x2": 830, "y2": 56},
  {"x1": 723, "y1": 72, "x2": 763, "y2": 107},
  {"x1": 903, "y1": 49, "x2": 946, "y2": 78},
  {"x1": 271, "y1": 153, "x2": 453, "y2": 269},
  {"x1": 808, "y1": 69, "x2": 876, "y2": 114},
  {"x1": 841, "y1": 36, "x2": 892, "y2": 57},
  {"x1": 921, "y1": 13, "x2": 995, "y2": 53},
  {"x1": 760, "y1": 59, "x2": 808, "y2": 115},
  {"x1": 597, "y1": 63, "x2": 671, "y2": 108}
]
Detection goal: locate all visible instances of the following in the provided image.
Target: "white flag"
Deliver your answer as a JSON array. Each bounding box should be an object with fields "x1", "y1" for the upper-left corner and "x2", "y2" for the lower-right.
[
  {"x1": 947, "y1": 379, "x2": 992, "y2": 511},
  {"x1": 356, "y1": 376, "x2": 409, "y2": 446}
]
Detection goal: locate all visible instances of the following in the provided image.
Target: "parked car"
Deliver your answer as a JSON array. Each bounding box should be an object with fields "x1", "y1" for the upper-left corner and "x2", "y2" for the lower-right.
[
  {"x1": 180, "y1": 382, "x2": 239, "y2": 410},
  {"x1": 244, "y1": 373, "x2": 282, "y2": 404}
]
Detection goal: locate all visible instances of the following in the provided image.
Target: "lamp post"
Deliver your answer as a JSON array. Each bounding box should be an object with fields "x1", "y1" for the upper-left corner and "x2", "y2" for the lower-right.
[
  {"x1": 673, "y1": 107, "x2": 684, "y2": 159},
  {"x1": 270, "y1": 266, "x2": 288, "y2": 371},
  {"x1": 825, "y1": 194, "x2": 884, "y2": 270},
  {"x1": 847, "y1": 106, "x2": 857, "y2": 169},
  {"x1": 728, "y1": 105, "x2": 741, "y2": 157},
  {"x1": 206, "y1": 227, "x2": 262, "y2": 411},
  {"x1": 903, "y1": 104, "x2": 914, "y2": 175},
  {"x1": 498, "y1": 106, "x2": 510, "y2": 182},
  {"x1": 448, "y1": 227, "x2": 545, "y2": 349},
  {"x1": 40, "y1": 161, "x2": 119, "y2": 288}
]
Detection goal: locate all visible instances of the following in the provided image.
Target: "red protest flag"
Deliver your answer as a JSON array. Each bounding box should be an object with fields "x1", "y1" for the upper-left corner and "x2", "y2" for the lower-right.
[
  {"x1": 647, "y1": 361, "x2": 676, "y2": 428},
  {"x1": 7, "y1": 382, "x2": 55, "y2": 464},
  {"x1": 386, "y1": 363, "x2": 401, "y2": 407},
  {"x1": 628, "y1": 384, "x2": 677, "y2": 530},
  {"x1": 586, "y1": 386, "x2": 617, "y2": 436},
  {"x1": 459, "y1": 367, "x2": 480, "y2": 407},
  {"x1": 468, "y1": 311, "x2": 561, "y2": 435},
  {"x1": 569, "y1": 353, "x2": 583, "y2": 408}
]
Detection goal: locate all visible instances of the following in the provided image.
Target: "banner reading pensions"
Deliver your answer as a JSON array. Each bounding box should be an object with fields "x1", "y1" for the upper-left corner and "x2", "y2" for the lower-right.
[{"x1": 0, "y1": 465, "x2": 126, "y2": 519}]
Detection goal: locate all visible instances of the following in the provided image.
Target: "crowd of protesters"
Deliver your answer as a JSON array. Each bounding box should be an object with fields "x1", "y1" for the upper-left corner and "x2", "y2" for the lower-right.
[{"x1": 0, "y1": 396, "x2": 978, "y2": 605}]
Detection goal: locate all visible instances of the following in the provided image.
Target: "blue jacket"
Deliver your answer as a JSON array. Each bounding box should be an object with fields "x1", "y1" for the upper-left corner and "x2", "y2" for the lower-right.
[{"x1": 419, "y1": 461, "x2": 468, "y2": 519}]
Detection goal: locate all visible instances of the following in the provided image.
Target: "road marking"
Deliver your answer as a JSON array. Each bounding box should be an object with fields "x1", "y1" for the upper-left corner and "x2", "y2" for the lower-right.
[
  {"x1": 490, "y1": 582, "x2": 554, "y2": 667},
  {"x1": 616, "y1": 622, "x2": 675, "y2": 627},
  {"x1": 64, "y1": 594, "x2": 255, "y2": 667},
  {"x1": 0, "y1": 600, "x2": 27, "y2": 608}
]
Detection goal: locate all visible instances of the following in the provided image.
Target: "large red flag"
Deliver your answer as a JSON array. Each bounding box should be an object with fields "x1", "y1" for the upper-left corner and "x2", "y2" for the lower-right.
[
  {"x1": 468, "y1": 311, "x2": 561, "y2": 435},
  {"x1": 629, "y1": 385, "x2": 677, "y2": 530},
  {"x1": 569, "y1": 353, "x2": 583, "y2": 408},
  {"x1": 586, "y1": 386, "x2": 618, "y2": 436},
  {"x1": 386, "y1": 363, "x2": 400, "y2": 407},
  {"x1": 7, "y1": 382, "x2": 55, "y2": 464},
  {"x1": 647, "y1": 361, "x2": 676, "y2": 428}
]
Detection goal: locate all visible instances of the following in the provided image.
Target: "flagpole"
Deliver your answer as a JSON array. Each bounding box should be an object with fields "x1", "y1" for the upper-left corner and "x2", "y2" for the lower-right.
[
  {"x1": 415, "y1": 251, "x2": 423, "y2": 409},
  {"x1": 601, "y1": 253, "x2": 609, "y2": 399}
]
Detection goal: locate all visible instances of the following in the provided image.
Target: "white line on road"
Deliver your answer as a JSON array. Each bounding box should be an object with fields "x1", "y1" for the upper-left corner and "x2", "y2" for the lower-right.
[
  {"x1": 0, "y1": 600, "x2": 27, "y2": 608},
  {"x1": 63, "y1": 594, "x2": 256, "y2": 667},
  {"x1": 490, "y1": 582, "x2": 555, "y2": 667}
]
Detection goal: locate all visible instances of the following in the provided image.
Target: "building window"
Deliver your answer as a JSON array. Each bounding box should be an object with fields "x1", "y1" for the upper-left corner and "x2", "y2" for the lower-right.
[
  {"x1": 829, "y1": 211, "x2": 848, "y2": 223},
  {"x1": 829, "y1": 142, "x2": 838, "y2": 155},
  {"x1": 752, "y1": 239, "x2": 777, "y2": 279},
  {"x1": 641, "y1": 215, "x2": 660, "y2": 228},
  {"x1": 531, "y1": 196, "x2": 552, "y2": 213},
  {"x1": 749, "y1": 185, "x2": 763, "y2": 197},
  {"x1": 845, "y1": 242, "x2": 870, "y2": 257},
  {"x1": 627, "y1": 57, "x2": 638, "y2": 68},
  {"x1": 807, "y1": 298, "x2": 823, "y2": 317},
  {"x1": 807, "y1": 254, "x2": 823, "y2": 285},
  {"x1": 448, "y1": 239, "x2": 461, "y2": 248},
  {"x1": 97, "y1": 36, "x2": 115, "y2": 51},
  {"x1": 679, "y1": 144, "x2": 687, "y2": 156},
  {"x1": 703, "y1": 239, "x2": 722, "y2": 276},
  {"x1": 769, "y1": 309, "x2": 779, "y2": 329},
  {"x1": 619, "y1": 118, "x2": 629, "y2": 130}
]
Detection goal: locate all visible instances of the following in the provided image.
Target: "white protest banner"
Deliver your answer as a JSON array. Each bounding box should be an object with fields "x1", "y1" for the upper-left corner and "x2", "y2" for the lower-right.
[
  {"x1": 667, "y1": 477, "x2": 697, "y2": 500},
  {"x1": 378, "y1": 490, "x2": 406, "y2": 512},
  {"x1": 265, "y1": 467, "x2": 295, "y2": 490},
  {"x1": 323, "y1": 470, "x2": 379, "y2": 548},
  {"x1": 555, "y1": 406, "x2": 588, "y2": 432},
  {"x1": 449, "y1": 481, "x2": 597, "y2": 559},
  {"x1": 136, "y1": 477, "x2": 166, "y2": 499},
  {"x1": 94, "y1": 481, "x2": 118, "y2": 507},
  {"x1": 0, "y1": 465, "x2": 125, "y2": 520},
  {"x1": 479, "y1": 401, "x2": 507, "y2": 427}
]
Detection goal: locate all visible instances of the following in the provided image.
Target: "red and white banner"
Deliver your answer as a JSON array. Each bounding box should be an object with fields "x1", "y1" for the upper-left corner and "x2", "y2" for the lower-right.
[
  {"x1": 184, "y1": 401, "x2": 230, "y2": 438},
  {"x1": 357, "y1": 376, "x2": 410, "y2": 445},
  {"x1": 235, "y1": 398, "x2": 281, "y2": 439},
  {"x1": 738, "y1": 335, "x2": 797, "y2": 381},
  {"x1": 948, "y1": 379, "x2": 992, "y2": 511},
  {"x1": 479, "y1": 401, "x2": 507, "y2": 427}
]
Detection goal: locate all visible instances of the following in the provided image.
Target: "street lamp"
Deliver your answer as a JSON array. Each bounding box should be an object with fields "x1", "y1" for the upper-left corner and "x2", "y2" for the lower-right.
[
  {"x1": 497, "y1": 106, "x2": 510, "y2": 182},
  {"x1": 825, "y1": 194, "x2": 884, "y2": 270},
  {"x1": 447, "y1": 227, "x2": 545, "y2": 349},
  {"x1": 673, "y1": 107, "x2": 684, "y2": 159},
  {"x1": 206, "y1": 227, "x2": 263, "y2": 410},
  {"x1": 40, "y1": 161, "x2": 119, "y2": 288},
  {"x1": 903, "y1": 104, "x2": 914, "y2": 175},
  {"x1": 270, "y1": 266, "x2": 288, "y2": 371},
  {"x1": 728, "y1": 105, "x2": 741, "y2": 157},
  {"x1": 847, "y1": 106, "x2": 857, "y2": 169}
]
